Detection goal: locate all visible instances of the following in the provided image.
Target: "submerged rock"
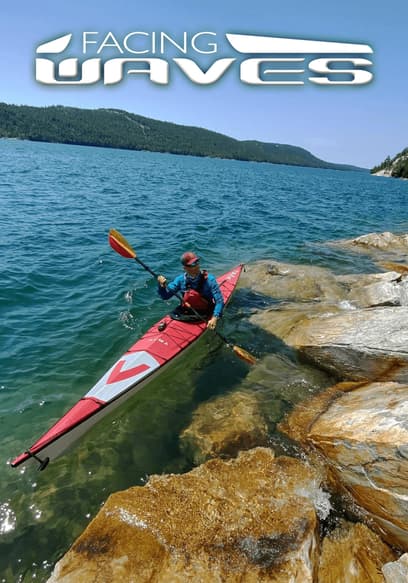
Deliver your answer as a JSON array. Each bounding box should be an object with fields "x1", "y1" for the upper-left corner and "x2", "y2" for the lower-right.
[
  {"x1": 280, "y1": 381, "x2": 408, "y2": 550},
  {"x1": 179, "y1": 353, "x2": 334, "y2": 468},
  {"x1": 47, "y1": 448, "x2": 327, "y2": 582},
  {"x1": 242, "y1": 353, "x2": 333, "y2": 407},
  {"x1": 318, "y1": 521, "x2": 396, "y2": 583},
  {"x1": 179, "y1": 390, "x2": 269, "y2": 465}
]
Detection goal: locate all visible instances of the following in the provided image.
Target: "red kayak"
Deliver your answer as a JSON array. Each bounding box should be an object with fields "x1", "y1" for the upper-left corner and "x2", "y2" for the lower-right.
[{"x1": 11, "y1": 264, "x2": 243, "y2": 470}]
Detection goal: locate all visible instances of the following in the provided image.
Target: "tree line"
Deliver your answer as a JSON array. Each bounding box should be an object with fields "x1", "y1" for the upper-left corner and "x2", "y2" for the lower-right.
[
  {"x1": 0, "y1": 102, "x2": 363, "y2": 172},
  {"x1": 371, "y1": 148, "x2": 408, "y2": 179}
]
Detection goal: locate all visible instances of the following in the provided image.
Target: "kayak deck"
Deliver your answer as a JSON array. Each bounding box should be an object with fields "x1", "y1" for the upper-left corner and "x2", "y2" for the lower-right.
[{"x1": 11, "y1": 265, "x2": 243, "y2": 469}]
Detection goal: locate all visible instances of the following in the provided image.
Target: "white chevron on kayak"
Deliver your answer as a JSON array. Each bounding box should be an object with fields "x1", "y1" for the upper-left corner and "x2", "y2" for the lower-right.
[{"x1": 86, "y1": 351, "x2": 160, "y2": 402}]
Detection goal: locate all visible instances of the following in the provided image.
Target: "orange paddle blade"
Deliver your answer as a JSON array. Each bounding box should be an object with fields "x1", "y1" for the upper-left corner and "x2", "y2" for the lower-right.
[
  {"x1": 108, "y1": 229, "x2": 136, "y2": 259},
  {"x1": 232, "y1": 345, "x2": 257, "y2": 365}
]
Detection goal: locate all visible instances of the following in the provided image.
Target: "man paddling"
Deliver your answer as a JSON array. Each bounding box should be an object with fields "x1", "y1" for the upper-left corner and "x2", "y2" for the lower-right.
[{"x1": 157, "y1": 252, "x2": 224, "y2": 329}]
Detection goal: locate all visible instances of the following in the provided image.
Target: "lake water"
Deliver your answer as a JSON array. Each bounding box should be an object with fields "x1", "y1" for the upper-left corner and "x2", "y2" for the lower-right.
[{"x1": 0, "y1": 138, "x2": 407, "y2": 581}]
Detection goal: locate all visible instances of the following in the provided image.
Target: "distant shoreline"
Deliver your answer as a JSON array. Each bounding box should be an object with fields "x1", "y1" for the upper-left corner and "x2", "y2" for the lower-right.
[
  {"x1": 0, "y1": 102, "x2": 367, "y2": 173},
  {"x1": 0, "y1": 135, "x2": 371, "y2": 174}
]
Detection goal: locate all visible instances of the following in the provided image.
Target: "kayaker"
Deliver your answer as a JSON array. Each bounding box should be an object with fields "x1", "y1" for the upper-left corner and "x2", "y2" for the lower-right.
[{"x1": 157, "y1": 252, "x2": 224, "y2": 329}]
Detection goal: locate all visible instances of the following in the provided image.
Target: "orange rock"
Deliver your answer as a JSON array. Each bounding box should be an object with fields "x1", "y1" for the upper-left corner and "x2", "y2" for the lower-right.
[
  {"x1": 47, "y1": 449, "x2": 325, "y2": 582},
  {"x1": 281, "y1": 381, "x2": 408, "y2": 550},
  {"x1": 318, "y1": 521, "x2": 396, "y2": 583}
]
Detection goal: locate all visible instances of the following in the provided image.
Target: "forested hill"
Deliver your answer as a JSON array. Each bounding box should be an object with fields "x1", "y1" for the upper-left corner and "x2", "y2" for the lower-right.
[
  {"x1": 371, "y1": 148, "x2": 408, "y2": 178},
  {"x1": 0, "y1": 103, "x2": 364, "y2": 171}
]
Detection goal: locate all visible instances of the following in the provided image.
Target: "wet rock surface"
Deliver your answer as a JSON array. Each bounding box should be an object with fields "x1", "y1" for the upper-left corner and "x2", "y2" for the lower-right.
[
  {"x1": 318, "y1": 521, "x2": 396, "y2": 583},
  {"x1": 47, "y1": 448, "x2": 325, "y2": 582},
  {"x1": 280, "y1": 381, "x2": 408, "y2": 550}
]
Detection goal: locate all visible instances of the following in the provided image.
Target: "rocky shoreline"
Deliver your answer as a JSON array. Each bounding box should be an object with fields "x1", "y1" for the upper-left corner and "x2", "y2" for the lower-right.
[
  {"x1": 371, "y1": 148, "x2": 408, "y2": 179},
  {"x1": 48, "y1": 233, "x2": 408, "y2": 582}
]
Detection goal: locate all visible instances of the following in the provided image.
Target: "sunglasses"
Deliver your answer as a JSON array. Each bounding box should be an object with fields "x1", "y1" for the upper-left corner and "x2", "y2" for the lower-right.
[{"x1": 185, "y1": 261, "x2": 199, "y2": 268}]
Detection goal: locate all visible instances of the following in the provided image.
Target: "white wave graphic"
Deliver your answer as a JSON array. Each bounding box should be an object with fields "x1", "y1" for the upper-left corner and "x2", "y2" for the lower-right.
[
  {"x1": 226, "y1": 34, "x2": 373, "y2": 54},
  {"x1": 36, "y1": 34, "x2": 72, "y2": 54}
]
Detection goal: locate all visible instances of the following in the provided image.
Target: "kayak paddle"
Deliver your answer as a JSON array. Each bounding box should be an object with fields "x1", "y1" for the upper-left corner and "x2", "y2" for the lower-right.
[{"x1": 108, "y1": 228, "x2": 257, "y2": 365}]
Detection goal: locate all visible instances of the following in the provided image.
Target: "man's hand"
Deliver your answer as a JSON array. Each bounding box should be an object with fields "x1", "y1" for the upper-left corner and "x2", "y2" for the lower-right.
[
  {"x1": 157, "y1": 275, "x2": 167, "y2": 287},
  {"x1": 207, "y1": 316, "x2": 218, "y2": 330}
]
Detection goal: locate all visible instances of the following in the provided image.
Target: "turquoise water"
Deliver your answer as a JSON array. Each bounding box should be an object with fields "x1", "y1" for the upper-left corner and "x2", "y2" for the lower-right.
[{"x1": 1, "y1": 138, "x2": 407, "y2": 581}]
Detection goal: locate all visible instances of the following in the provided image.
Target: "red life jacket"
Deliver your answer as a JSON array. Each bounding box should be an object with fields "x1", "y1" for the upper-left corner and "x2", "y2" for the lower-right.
[{"x1": 182, "y1": 271, "x2": 210, "y2": 312}]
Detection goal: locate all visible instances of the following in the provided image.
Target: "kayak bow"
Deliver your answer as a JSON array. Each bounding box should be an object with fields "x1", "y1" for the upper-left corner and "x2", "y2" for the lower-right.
[{"x1": 11, "y1": 265, "x2": 244, "y2": 470}]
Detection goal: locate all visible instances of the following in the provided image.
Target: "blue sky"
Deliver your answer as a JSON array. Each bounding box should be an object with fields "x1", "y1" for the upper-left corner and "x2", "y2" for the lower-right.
[{"x1": 1, "y1": 0, "x2": 407, "y2": 167}]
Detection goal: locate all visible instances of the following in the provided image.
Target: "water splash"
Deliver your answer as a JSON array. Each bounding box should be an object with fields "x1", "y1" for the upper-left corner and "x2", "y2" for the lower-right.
[
  {"x1": 124, "y1": 290, "x2": 133, "y2": 304},
  {"x1": 313, "y1": 488, "x2": 332, "y2": 521},
  {"x1": 295, "y1": 484, "x2": 332, "y2": 521},
  {"x1": 119, "y1": 310, "x2": 136, "y2": 329}
]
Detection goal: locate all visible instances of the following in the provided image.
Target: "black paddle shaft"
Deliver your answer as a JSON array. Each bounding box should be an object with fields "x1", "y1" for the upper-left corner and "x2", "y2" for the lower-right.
[{"x1": 134, "y1": 257, "x2": 158, "y2": 278}]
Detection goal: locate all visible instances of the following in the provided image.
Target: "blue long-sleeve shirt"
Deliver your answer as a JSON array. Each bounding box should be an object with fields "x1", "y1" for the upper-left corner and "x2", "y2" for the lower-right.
[{"x1": 158, "y1": 272, "x2": 224, "y2": 317}]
